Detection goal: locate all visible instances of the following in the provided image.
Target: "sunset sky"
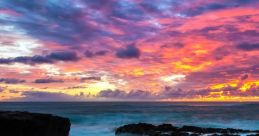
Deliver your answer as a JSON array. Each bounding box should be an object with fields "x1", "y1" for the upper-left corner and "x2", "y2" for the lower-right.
[{"x1": 0, "y1": 0, "x2": 258, "y2": 101}]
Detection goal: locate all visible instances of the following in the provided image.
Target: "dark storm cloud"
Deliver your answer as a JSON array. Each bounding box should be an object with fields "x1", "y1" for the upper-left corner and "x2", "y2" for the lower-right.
[
  {"x1": 84, "y1": 50, "x2": 108, "y2": 58},
  {"x1": 182, "y1": 3, "x2": 227, "y2": 16},
  {"x1": 213, "y1": 47, "x2": 231, "y2": 60},
  {"x1": 98, "y1": 89, "x2": 155, "y2": 99},
  {"x1": 98, "y1": 83, "x2": 259, "y2": 100},
  {"x1": 0, "y1": 0, "x2": 162, "y2": 47},
  {"x1": 0, "y1": 56, "x2": 53, "y2": 64},
  {"x1": 195, "y1": 85, "x2": 256, "y2": 97},
  {"x1": 95, "y1": 50, "x2": 108, "y2": 56},
  {"x1": 225, "y1": 29, "x2": 259, "y2": 41},
  {"x1": 236, "y1": 43, "x2": 259, "y2": 51},
  {"x1": 182, "y1": 0, "x2": 258, "y2": 17},
  {"x1": 116, "y1": 45, "x2": 141, "y2": 59},
  {"x1": 98, "y1": 89, "x2": 126, "y2": 98},
  {"x1": 0, "y1": 51, "x2": 79, "y2": 65},
  {"x1": 97, "y1": 88, "x2": 205, "y2": 99},
  {"x1": 161, "y1": 83, "x2": 259, "y2": 98},
  {"x1": 234, "y1": 0, "x2": 259, "y2": 5},
  {"x1": 0, "y1": 78, "x2": 25, "y2": 84},
  {"x1": 111, "y1": 3, "x2": 146, "y2": 21},
  {"x1": 0, "y1": 0, "x2": 101, "y2": 46},
  {"x1": 240, "y1": 30, "x2": 259, "y2": 37},
  {"x1": 84, "y1": 50, "x2": 94, "y2": 58},
  {"x1": 0, "y1": 0, "x2": 257, "y2": 47},
  {"x1": 161, "y1": 43, "x2": 185, "y2": 49},
  {"x1": 240, "y1": 74, "x2": 249, "y2": 81},
  {"x1": 138, "y1": 0, "x2": 253, "y2": 17},
  {"x1": 16, "y1": 91, "x2": 86, "y2": 101},
  {"x1": 184, "y1": 63, "x2": 259, "y2": 87},
  {"x1": 47, "y1": 51, "x2": 79, "y2": 61},
  {"x1": 34, "y1": 78, "x2": 64, "y2": 84},
  {"x1": 81, "y1": 77, "x2": 101, "y2": 81}
]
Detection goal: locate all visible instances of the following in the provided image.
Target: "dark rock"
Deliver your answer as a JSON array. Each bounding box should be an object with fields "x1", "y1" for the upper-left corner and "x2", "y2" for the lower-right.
[
  {"x1": 247, "y1": 134, "x2": 259, "y2": 136},
  {"x1": 170, "y1": 132, "x2": 190, "y2": 136},
  {"x1": 116, "y1": 123, "x2": 259, "y2": 136},
  {"x1": 189, "y1": 134, "x2": 199, "y2": 136},
  {"x1": 0, "y1": 111, "x2": 70, "y2": 136},
  {"x1": 180, "y1": 126, "x2": 205, "y2": 133},
  {"x1": 115, "y1": 123, "x2": 156, "y2": 135},
  {"x1": 157, "y1": 124, "x2": 178, "y2": 132}
]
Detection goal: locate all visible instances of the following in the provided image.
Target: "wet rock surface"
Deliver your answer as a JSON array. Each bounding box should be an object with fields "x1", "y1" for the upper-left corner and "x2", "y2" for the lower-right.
[
  {"x1": 0, "y1": 111, "x2": 70, "y2": 136},
  {"x1": 116, "y1": 123, "x2": 259, "y2": 136}
]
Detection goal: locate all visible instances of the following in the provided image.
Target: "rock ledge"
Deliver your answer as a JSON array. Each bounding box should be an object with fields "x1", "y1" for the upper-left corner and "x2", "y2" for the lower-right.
[
  {"x1": 116, "y1": 123, "x2": 259, "y2": 136},
  {"x1": 0, "y1": 111, "x2": 70, "y2": 136}
]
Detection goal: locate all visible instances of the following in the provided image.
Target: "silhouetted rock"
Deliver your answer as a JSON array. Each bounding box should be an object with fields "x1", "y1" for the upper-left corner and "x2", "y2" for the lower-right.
[
  {"x1": 0, "y1": 111, "x2": 70, "y2": 136},
  {"x1": 115, "y1": 123, "x2": 156, "y2": 135},
  {"x1": 157, "y1": 124, "x2": 178, "y2": 132},
  {"x1": 116, "y1": 123, "x2": 259, "y2": 136}
]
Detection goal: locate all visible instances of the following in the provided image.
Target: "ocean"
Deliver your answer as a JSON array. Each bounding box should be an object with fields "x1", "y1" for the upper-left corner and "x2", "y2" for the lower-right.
[{"x1": 0, "y1": 102, "x2": 258, "y2": 136}]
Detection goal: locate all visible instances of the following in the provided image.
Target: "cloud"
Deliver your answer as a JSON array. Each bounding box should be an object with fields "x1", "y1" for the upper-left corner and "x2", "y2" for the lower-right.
[
  {"x1": 182, "y1": 3, "x2": 227, "y2": 17},
  {"x1": 84, "y1": 50, "x2": 94, "y2": 58},
  {"x1": 0, "y1": 78, "x2": 26, "y2": 84},
  {"x1": 182, "y1": 0, "x2": 258, "y2": 17},
  {"x1": 98, "y1": 89, "x2": 156, "y2": 100},
  {"x1": 0, "y1": 0, "x2": 101, "y2": 46},
  {"x1": 0, "y1": 0, "x2": 259, "y2": 101},
  {"x1": 0, "y1": 87, "x2": 4, "y2": 92},
  {"x1": 34, "y1": 78, "x2": 64, "y2": 84},
  {"x1": 65, "y1": 86, "x2": 86, "y2": 89},
  {"x1": 12, "y1": 91, "x2": 87, "y2": 101},
  {"x1": 213, "y1": 47, "x2": 231, "y2": 60},
  {"x1": 161, "y1": 85, "x2": 259, "y2": 98},
  {"x1": 97, "y1": 83, "x2": 259, "y2": 100},
  {"x1": 46, "y1": 51, "x2": 79, "y2": 61},
  {"x1": 97, "y1": 88, "x2": 189, "y2": 100},
  {"x1": 95, "y1": 50, "x2": 108, "y2": 56},
  {"x1": 116, "y1": 45, "x2": 141, "y2": 59},
  {"x1": 81, "y1": 77, "x2": 101, "y2": 81},
  {"x1": 84, "y1": 50, "x2": 108, "y2": 58},
  {"x1": 9, "y1": 89, "x2": 19, "y2": 94},
  {"x1": 236, "y1": 43, "x2": 259, "y2": 51},
  {"x1": 240, "y1": 74, "x2": 249, "y2": 81},
  {"x1": 0, "y1": 56, "x2": 53, "y2": 64},
  {"x1": 0, "y1": 51, "x2": 79, "y2": 65}
]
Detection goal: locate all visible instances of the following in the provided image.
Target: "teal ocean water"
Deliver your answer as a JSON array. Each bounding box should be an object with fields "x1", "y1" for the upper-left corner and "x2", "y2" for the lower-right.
[{"x1": 0, "y1": 102, "x2": 258, "y2": 136}]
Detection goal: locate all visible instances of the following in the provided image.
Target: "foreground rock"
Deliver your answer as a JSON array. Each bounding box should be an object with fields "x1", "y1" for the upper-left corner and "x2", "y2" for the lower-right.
[
  {"x1": 116, "y1": 123, "x2": 259, "y2": 136},
  {"x1": 0, "y1": 111, "x2": 70, "y2": 136}
]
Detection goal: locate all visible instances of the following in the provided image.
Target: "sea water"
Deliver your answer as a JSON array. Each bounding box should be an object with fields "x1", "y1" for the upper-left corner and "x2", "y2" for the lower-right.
[{"x1": 0, "y1": 102, "x2": 258, "y2": 136}]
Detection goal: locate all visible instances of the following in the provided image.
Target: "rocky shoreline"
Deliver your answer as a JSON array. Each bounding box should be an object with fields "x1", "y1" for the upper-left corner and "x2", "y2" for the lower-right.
[
  {"x1": 1, "y1": 111, "x2": 258, "y2": 136},
  {"x1": 116, "y1": 123, "x2": 259, "y2": 136},
  {"x1": 0, "y1": 111, "x2": 70, "y2": 136}
]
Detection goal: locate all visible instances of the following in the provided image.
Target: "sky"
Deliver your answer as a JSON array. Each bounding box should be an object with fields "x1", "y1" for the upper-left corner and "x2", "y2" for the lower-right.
[{"x1": 0, "y1": 0, "x2": 258, "y2": 101}]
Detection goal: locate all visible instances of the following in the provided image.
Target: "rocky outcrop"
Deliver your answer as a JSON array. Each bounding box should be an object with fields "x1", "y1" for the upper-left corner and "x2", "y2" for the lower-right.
[
  {"x1": 0, "y1": 111, "x2": 70, "y2": 136},
  {"x1": 116, "y1": 123, "x2": 259, "y2": 136}
]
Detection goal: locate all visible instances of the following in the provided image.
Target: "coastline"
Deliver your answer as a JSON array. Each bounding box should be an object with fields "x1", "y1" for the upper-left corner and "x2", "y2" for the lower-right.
[
  {"x1": 0, "y1": 102, "x2": 258, "y2": 136},
  {"x1": 116, "y1": 123, "x2": 259, "y2": 136},
  {"x1": 0, "y1": 111, "x2": 70, "y2": 136}
]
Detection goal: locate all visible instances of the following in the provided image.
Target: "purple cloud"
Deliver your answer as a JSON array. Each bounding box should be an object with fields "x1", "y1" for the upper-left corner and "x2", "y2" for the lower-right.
[
  {"x1": 84, "y1": 50, "x2": 108, "y2": 58},
  {"x1": 98, "y1": 89, "x2": 155, "y2": 100},
  {"x1": 116, "y1": 45, "x2": 141, "y2": 59},
  {"x1": 34, "y1": 78, "x2": 64, "y2": 84},
  {"x1": 236, "y1": 43, "x2": 259, "y2": 51},
  {"x1": 11, "y1": 91, "x2": 87, "y2": 101},
  {"x1": 0, "y1": 78, "x2": 26, "y2": 84},
  {"x1": 0, "y1": 51, "x2": 79, "y2": 65}
]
